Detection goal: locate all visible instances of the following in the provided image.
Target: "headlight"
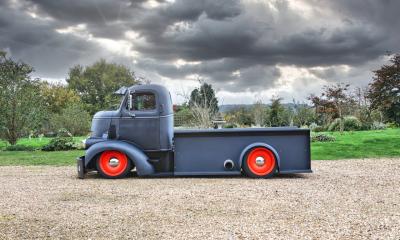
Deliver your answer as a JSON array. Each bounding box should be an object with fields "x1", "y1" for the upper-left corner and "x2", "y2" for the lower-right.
[{"x1": 81, "y1": 139, "x2": 87, "y2": 149}]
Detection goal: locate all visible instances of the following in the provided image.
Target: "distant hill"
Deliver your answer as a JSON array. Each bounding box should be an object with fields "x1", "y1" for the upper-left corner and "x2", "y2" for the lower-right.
[{"x1": 218, "y1": 104, "x2": 253, "y2": 113}]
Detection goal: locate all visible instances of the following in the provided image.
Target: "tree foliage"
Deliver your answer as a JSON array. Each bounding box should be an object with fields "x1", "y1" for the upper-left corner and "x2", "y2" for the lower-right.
[
  {"x1": 368, "y1": 54, "x2": 400, "y2": 124},
  {"x1": 0, "y1": 52, "x2": 45, "y2": 145},
  {"x1": 67, "y1": 59, "x2": 139, "y2": 114},
  {"x1": 40, "y1": 81, "x2": 80, "y2": 114},
  {"x1": 252, "y1": 100, "x2": 266, "y2": 127},
  {"x1": 309, "y1": 83, "x2": 355, "y2": 132},
  {"x1": 188, "y1": 82, "x2": 219, "y2": 128},
  {"x1": 225, "y1": 107, "x2": 254, "y2": 127},
  {"x1": 49, "y1": 103, "x2": 91, "y2": 136},
  {"x1": 189, "y1": 82, "x2": 219, "y2": 115},
  {"x1": 292, "y1": 101, "x2": 315, "y2": 127},
  {"x1": 268, "y1": 97, "x2": 286, "y2": 127}
]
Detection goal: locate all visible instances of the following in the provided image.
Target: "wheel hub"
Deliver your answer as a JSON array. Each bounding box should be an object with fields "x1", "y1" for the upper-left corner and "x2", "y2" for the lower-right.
[
  {"x1": 255, "y1": 156, "x2": 265, "y2": 166},
  {"x1": 109, "y1": 158, "x2": 120, "y2": 167}
]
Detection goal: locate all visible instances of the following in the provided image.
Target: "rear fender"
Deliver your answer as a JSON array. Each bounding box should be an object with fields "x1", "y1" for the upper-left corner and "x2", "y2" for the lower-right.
[
  {"x1": 239, "y1": 142, "x2": 281, "y2": 171},
  {"x1": 85, "y1": 140, "x2": 154, "y2": 176}
]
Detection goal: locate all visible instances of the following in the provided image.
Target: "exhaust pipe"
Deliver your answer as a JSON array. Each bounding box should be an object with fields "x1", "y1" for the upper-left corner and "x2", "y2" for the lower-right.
[{"x1": 224, "y1": 159, "x2": 234, "y2": 170}]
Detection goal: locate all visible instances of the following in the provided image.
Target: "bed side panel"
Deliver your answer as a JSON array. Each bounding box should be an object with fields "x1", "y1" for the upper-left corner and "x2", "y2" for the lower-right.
[{"x1": 173, "y1": 130, "x2": 310, "y2": 175}]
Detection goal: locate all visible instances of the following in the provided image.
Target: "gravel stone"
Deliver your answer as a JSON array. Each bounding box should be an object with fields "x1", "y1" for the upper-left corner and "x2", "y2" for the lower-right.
[{"x1": 0, "y1": 158, "x2": 399, "y2": 239}]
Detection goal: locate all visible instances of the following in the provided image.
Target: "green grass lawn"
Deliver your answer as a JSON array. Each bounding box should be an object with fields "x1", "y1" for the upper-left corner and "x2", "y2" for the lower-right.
[
  {"x1": 0, "y1": 150, "x2": 84, "y2": 166},
  {"x1": 312, "y1": 128, "x2": 400, "y2": 160},
  {"x1": 0, "y1": 129, "x2": 399, "y2": 166},
  {"x1": 0, "y1": 137, "x2": 85, "y2": 166},
  {"x1": 0, "y1": 136, "x2": 86, "y2": 150}
]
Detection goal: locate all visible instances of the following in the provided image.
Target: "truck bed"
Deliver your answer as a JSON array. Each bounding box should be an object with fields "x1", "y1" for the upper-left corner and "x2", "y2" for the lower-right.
[{"x1": 173, "y1": 127, "x2": 311, "y2": 176}]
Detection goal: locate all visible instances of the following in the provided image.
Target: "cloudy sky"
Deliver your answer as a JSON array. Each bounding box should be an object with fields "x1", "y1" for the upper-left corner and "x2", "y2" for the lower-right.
[{"x1": 1, "y1": 0, "x2": 399, "y2": 104}]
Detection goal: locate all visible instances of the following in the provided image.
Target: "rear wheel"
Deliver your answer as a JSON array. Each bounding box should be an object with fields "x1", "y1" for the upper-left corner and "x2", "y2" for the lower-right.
[
  {"x1": 242, "y1": 147, "x2": 277, "y2": 178},
  {"x1": 96, "y1": 150, "x2": 131, "y2": 178}
]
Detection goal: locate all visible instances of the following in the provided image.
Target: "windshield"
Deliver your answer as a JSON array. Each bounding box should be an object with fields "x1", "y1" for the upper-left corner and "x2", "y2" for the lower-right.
[{"x1": 107, "y1": 95, "x2": 124, "y2": 110}]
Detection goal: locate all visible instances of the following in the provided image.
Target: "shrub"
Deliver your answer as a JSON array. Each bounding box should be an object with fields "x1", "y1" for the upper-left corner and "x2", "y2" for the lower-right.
[
  {"x1": 386, "y1": 122, "x2": 398, "y2": 129},
  {"x1": 57, "y1": 128, "x2": 72, "y2": 137},
  {"x1": 42, "y1": 136, "x2": 76, "y2": 151},
  {"x1": 311, "y1": 133, "x2": 336, "y2": 142},
  {"x1": 309, "y1": 122, "x2": 326, "y2": 132},
  {"x1": 313, "y1": 126, "x2": 326, "y2": 132},
  {"x1": 223, "y1": 123, "x2": 237, "y2": 128},
  {"x1": 174, "y1": 107, "x2": 194, "y2": 127},
  {"x1": 50, "y1": 103, "x2": 91, "y2": 136},
  {"x1": 5, "y1": 145, "x2": 36, "y2": 151},
  {"x1": 371, "y1": 121, "x2": 386, "y2": 130},
  {"x1": 328, "y1": 116, "x2": 362, "y2": 131}
]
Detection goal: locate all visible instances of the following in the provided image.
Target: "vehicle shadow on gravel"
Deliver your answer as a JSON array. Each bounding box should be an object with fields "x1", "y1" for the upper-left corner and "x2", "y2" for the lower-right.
[{"x1": 79, "y1": 171, "x2": 309, "y2": 180}]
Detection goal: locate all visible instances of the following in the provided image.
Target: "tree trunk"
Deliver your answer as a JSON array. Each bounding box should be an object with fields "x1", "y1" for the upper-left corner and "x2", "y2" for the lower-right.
[{"x1": 9, "y1": 97, "x2": 18, "y2": 145}]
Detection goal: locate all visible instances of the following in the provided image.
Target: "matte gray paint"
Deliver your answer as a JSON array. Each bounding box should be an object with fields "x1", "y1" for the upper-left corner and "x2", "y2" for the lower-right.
[
  {"x1": 173, "y1": 128, "x2": 310, "y2": 175},
  {"x1": 84, "y1": 140, "x2": 154, "y2": 176},
  {"x1": 89, "y1": 84, "x2": 173, "y2": 151},
  {"x1": 81, "y1": 84, "x2": 311, "y2": 177}
]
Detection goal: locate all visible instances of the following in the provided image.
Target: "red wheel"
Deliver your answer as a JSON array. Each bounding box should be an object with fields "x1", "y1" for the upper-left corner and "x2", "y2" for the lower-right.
[
  {"x1": 242, "y1": 147, "x2": 277, "y2": 178},
  {"x1": 96, "y1": 150, "x2": 131, "y2": 178}
]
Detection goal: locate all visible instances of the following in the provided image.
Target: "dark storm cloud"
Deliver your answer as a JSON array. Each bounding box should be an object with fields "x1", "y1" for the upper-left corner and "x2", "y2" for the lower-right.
[
  {"x1": 133, "y1": 0, "x2": 394, "y2": 66},
  {"x1": 1, "y1": 0, "x2": 399, "y2": 95},
  {"x1": 122, "y1": 0, "x2": 397, "y2": 94},
  {"x1": 0, "y1": 0, "x2": 134, "y2": 78}
]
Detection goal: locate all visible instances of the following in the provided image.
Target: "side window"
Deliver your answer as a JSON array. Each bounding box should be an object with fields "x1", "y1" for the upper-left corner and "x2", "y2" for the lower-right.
[{"x1": 133, "y1": 92, "x2": 156, "y2": 111}]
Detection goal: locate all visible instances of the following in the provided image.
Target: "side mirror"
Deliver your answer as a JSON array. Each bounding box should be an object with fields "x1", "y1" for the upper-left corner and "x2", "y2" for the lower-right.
[{"x1": 128, "y1": 92, "x2": 133, "y2": 110}]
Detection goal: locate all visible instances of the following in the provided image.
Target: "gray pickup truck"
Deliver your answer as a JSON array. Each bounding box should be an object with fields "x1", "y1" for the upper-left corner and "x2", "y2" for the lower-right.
[{"x1": 77, "y1": 84, "x2": 311, "y2": 179}]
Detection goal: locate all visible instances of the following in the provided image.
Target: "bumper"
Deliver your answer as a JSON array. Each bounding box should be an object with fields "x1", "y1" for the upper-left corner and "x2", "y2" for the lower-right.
[{"x1": 77, "y1": 156, "x2": 86, "y2": 179}]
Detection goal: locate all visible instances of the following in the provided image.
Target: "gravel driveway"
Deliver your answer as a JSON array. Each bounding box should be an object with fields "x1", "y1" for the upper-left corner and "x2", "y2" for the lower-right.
[{"x1": 0, "y1": 158, "x2": 399, "y2": 239}]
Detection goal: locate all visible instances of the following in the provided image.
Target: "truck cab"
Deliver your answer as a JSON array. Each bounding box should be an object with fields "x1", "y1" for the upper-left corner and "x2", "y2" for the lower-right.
[
  {"x1": 78, "y1": 84, "x2": 311, "y2": 179},
  {"x1": 84, "y1": 84, "x2": 174, "y2": 176}
]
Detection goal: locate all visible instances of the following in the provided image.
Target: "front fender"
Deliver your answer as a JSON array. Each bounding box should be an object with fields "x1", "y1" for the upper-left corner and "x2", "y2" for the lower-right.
[{"x1": 85, "y1": 140, "x2": 154, "y2": 176}]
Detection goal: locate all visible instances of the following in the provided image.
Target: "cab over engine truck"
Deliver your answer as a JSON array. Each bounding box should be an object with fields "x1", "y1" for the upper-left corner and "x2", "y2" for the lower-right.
[{"x1": 77, "y1": 84, "x2": 311, "y2": 179}]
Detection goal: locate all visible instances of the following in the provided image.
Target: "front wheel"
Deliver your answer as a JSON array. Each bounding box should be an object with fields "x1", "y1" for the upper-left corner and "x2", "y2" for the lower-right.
[
  {"x1": 96, "y1": 150, "x2": 131, "y2": 179},
  {"x1": 242, "y1": 147, "x2": 277, "y2": 178}
]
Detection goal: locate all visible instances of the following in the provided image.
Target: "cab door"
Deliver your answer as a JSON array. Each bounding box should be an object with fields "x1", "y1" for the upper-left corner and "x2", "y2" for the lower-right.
[{"x1": 118, "y1": 91, "x2": 160, "y2": 150}]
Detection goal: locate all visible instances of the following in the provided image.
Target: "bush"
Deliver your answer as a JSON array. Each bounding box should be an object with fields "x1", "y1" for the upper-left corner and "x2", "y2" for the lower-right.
[
  {"x1": 174, "y1": 107, "x2": 194, "y2": 127},
  {"x1": 5, "y1": 145, "x2": 36, "y2": 151},
  {"x1": 309, "y1": 123, "x2": 317, "y2": 130},
  {"x1": 371, "y1": 121, "x2": 386, "y2": 130},
  {"x1": 42, "y1": 136, "x2": 76, "y2": 151},
  {"x1": 311, "y1": 133, "x2": 336, "y2": 142},
  {"x1": 328, "y1": 116, "x2": 362, "y2": 131},
  {"x1": 50, "y1": 103, "x2": 91, "y2": 136},
  {"x1": 57, "y1": 128, "x2": 72, "y2": 137},
  {"x1": 386, "y1": 122, "x2": 398, "y2": 129},
  {"x1": 223, "y1": 123, "x2": 237, "y2": 128},
  {"x1": 309, "y1": 122, "x2": 326, "y2": 132}
]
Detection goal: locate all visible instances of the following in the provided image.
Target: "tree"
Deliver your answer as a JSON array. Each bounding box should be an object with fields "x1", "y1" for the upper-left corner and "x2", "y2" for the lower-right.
[
  {"x1": 252, "y1": 100, "x2": 266, "y2": 127},
  {"x1": 189, "y1": 82, "x2": 219, "y2": 115},
  {"x1": 368, "y1": 54, "x2": 400, "y2": 125},
  {"x1": 292, "y1": 100, "x2": 315, "y2": 127},
  {"x1": 0, "y1": 51, "x2": 45, "y2": 145},
  {"x1": 50, "y1": 103, "x2": 91, "y2": 136},
  {"x1": 268, "y1": 96, "x2": 285, "y2": 127},
  {"x1": 67, "y1": 59, "x2": 140, "y2": 114},
  {"x1": 40, "y1": 81, "x2": 81, "y2": 114},
  {"x1": 225, "y1": 107, "x2": 254, "y2": 127},
  {"x1": 309, "y1": 83, "x2": 355, "y2": 132},
  {"x1": 188, "y1": 81, "x2": 219, "y2": 128}
]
